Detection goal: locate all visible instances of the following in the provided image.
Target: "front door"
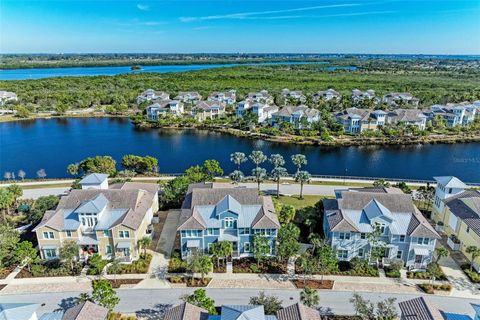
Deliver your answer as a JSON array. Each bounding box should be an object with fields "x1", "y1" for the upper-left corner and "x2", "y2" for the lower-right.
[{"x1": 415, "y1": 255, "x2": 423, "y2": 264}]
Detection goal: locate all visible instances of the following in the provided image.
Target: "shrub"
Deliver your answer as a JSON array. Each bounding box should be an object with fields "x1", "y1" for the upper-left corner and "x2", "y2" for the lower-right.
[
  {"x1": 385, "y1": 270, "x2": 401, "y2": 278},
  {"x1": 29, "y1": 260, "x2": 82, "y2": 277},
  {"x1": 168, "y1": 256, "x2": 188, "y2": 273},
  {"x1": 87, "y1": 254, "x2": 109, "y2": 275},
  {"x1": 464, "y1": 269, "x2": 480, "y2": 283},
  {"x1": 418, "y1": 283, "x2": 452, "y2": 294},
  {"x1": 168, "y1": 276, "x2": 184, "y2": 283},
  {"x1": 250, "y1": 264, "x2": 260, "y2": 273},
  {"x1": 108, "y1": 254, "x2": 152, "y2": 274}
]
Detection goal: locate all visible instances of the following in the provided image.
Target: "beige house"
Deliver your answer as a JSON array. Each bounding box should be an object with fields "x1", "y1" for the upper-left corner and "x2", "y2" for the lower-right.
[{"x1": 34, "y1": 173, "x2": 159, "y2": 262}]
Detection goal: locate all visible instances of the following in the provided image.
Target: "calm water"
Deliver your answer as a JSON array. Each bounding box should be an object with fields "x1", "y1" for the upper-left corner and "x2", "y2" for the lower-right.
[
  {"x1": 0, "y1": 61, "x2": 325, "y2": 80},
  {"x1": 1, "y1": 118, "x2": 479, "y2": 182}
]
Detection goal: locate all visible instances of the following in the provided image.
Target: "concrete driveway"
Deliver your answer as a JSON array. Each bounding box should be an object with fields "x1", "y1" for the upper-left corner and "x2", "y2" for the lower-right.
[{"x1": 440, "y1": 256, "x2": 480, "y2": 296}]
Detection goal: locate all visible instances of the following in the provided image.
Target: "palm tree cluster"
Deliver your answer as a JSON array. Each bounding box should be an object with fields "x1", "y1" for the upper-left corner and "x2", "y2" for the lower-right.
[{"x1": 229, "y1": 151, "x2": 311, "y2": 198}]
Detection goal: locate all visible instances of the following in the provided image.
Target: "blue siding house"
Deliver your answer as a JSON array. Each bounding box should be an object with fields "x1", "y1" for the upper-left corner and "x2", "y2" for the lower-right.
[
  {"x1": 177, "y1": 183, "x2": 280, "y2": 259},
  {"x1": 323, "y1": 187, "x2": 440, "y2": 270}
]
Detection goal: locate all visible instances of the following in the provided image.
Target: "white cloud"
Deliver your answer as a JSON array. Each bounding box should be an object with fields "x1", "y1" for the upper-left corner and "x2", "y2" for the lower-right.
[
  {"x1": 137, "y1": 4, "x2": 149, "y2": 11},
  {"x1": 240, "y1": 10, "x2": 397, "y2": 20},
  {"x1": 179, "y1": 3, "x2": 362, "y2": 22}
]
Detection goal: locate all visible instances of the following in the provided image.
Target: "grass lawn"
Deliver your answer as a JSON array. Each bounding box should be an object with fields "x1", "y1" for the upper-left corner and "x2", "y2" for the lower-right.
[{"x1": 275, "y1": 195, "x2": 327, "y2": 209}]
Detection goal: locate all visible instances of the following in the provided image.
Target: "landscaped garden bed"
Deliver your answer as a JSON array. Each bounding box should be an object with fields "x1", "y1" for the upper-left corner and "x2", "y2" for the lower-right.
[
  {"x1": 167, "y1": 276, "x2": 211, "y2": 287},
  {"x1": 213, "y1": 265, "x2": 226, "y2": 273},
  {"x1": 292, "y1": 279, "x2": 334, "y2": 289},
  {"x1": 0, "y1": 265, "x2": 16, "y2": 279},
  {"x1": 107, "y1": 254, "x2": 152, "y2": 275},
  {"x1": 418, "y1": 283, "x2": 452, "y2": 294},
  {"x1": 406, "y1": 263, "x2": 447, "y2": 281},
  {"x1": 463, "y1": 269, "x2": 480, "y2": 283},
  {"x1": 233, "y1": 258, "x2": 287, "y2": 274},
  {"x1": 106, "y1": 278, "x2": 142, "y2": 289},
  {"x1": 16, "y1": 260, "x2": 82, "y2": 278},
  {"x1": 168, "y1": 251, "x2": 188, "y2": 273},
  {"x1": 295, "y1": 258, "x2": 379, "y2": 277}
]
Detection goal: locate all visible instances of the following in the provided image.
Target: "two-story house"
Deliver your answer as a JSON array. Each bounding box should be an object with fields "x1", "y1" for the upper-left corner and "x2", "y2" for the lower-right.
[
  {"x1": 207, "y1": 90, "x2": 236, "y2": 105},
  {"x1": 386, "y1": 109, "x2": 427, "y2": 130},
  {"x1": 34, "y1": 173, "x2": 159, "y2": 262},
  {"x1": 0, "y1": 90, "x2": 18, "y2": 106},
  {"x1": 174, "y1": 91, "x2": 202, "y2": 104},
  {"x1": 323, "y1": 187, "x2": 439, "y2": 270},
  {"x1": 236, "y1": 99, "x2": 253, "y2": 118},
  {"x1": 432, "y1": 176, "x2": 480, "y2": 270},
  {"x1": 247, "y1": 90, "x2": 274, "y2": 104},
  {"x1": 382, "y1": 92, "x2": 420, "y2": 108},
  {"x1": 351, "y1": 89, "x2": 378, "y2": 105},
  {"x1": 428, "y1": 102, "x2": 479, "y2": 127},
  {"x1": 335, "y1": 108, "x2": 387, "y2": 134},
  {"x1": 146, "y1": 100, "x2": 184, "y2": 119},
  {"x1": 192, "y1": 101, "x2": 226, "y2": 122},
  {"x1": 313, "y1": 89, "x2": 341, "y2": 102},
  {"x1": 281, "y1": 88, "x2": 306, "y2": 103},
  {"x1": 271, "y1": 105, "x2": 320, "y2": 129},
  {"x1": 177, "y1": 183, "x2": 280, "y2": 260},
  {"x1": 252, "y1": 103, "x2": 279, "y2": 123},
  {"x1": 136, "y1": 89, "x2": 169, "y2": 104}
]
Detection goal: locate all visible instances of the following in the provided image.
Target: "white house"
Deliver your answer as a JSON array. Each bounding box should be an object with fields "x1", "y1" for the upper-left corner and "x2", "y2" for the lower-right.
[
  {"x1": 79, "y1": 173, "x2": 109, "y2": 190},
  {"x1": 207, "y1": 90, "x2": 236, "y2": 105},
  {"x1": 136, "y1": 89, "x2": 169, "y2": 104},
  {"x1": 313, "y1": 89, "x2": 341, "y2": 101},
  {"x1": 174, "y1": 91, "x2": 202, "y2": 104},
  {"x1": 351, "y1": 89, "x2": 378, "y2": 105},
  {"x1": 281, "y1": 88, "x2": 306, "y2": 102},
  {"x1": 247, "y1": 90, "x2": 274, "y2": 104},
  {"x1": 271, "y1": 105, "x2": 320, "y2": 129},
  {"x1": 0, "y1": 90, "x2": 18, "y2": 106},
  {"x1": 146, "y1": 100, "x2": 184, "y2": 119},
  {"x1": 252, "y1": 103, "x2": 279, "y2": 123},
  {"x1": 382, "y1": 92, "x2": 420, "y2": 107},
  {"x1": 335, "y1": 108, "x2": 387, "y2": 133},
  {"x1": 432, "y1": 176, "x2": 469, "y2": 220},
  {"x1": 428, "y1": 102, "x2": 479, "y2": 127}
]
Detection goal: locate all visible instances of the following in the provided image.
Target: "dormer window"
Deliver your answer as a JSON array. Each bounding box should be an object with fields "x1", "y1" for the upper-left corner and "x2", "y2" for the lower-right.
[{"x1": 224, "y1": 218, "x2": 235, "y2": 228}]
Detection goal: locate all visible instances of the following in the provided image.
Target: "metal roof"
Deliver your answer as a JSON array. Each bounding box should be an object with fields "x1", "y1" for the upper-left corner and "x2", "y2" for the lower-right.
[
  {"x1": 79, "y1": 173, "x2": 109, "y2": 185},
  {"x1": 434, "y1": 176, "x2": 468, "y2": 189}
]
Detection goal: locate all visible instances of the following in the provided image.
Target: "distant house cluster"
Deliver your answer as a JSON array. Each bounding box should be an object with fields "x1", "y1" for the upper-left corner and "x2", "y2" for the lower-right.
[
  {"x1": 138, "y1": 88, "x2": 480, "y2": 132},
  {"x1": 0, "y1": 90, "x2": 18, "y2": 106}
]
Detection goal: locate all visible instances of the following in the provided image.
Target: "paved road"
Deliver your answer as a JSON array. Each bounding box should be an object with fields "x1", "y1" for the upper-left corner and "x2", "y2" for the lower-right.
[
  {"x1": 17, "y1": 182, "x2": 345, "y2": 200},
  {"x1": 1, "y1": 288, "x2": 477, "y2": 317}
]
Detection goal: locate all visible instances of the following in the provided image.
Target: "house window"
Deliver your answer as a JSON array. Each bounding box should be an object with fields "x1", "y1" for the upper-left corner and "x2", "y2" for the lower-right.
[
  {"x1": 239, "y1": 228, "x2": 250, "y2": 235},
  {"x1": 399, "y1": 235, "x2": 406, "y2": 242},
  {"x1": 417, "y1": 237, "x2": 429, "y2": 245},
  {"x1": 106, "y1": 245, "x2": 112, "y2": 254},
  {"x1": 119, "y1": 230, "x2": 130, "y2": 238},
  {"x1": 466, "y1": 227, "x2": 470, "y2": 233},
  {"x1": 339, "y1": 233, "x2": 345, "y2": 240},
  {"x1": 66, "y1": 230, "x2": 72, "y2": 238},
  {"x1": 337, "y1": 250, "x2": 348, "y2": 259},
  {"x1": 44, "y1": 248, "x2": 57, "y2": 259},
  {"x1": 244, "y1": 242, "x2": 251, "y2": 253},
  {"x1": 104, "y1": 230, "x2": 111, "y2": 237},
  {"x1": 396, "y1": 250, "x2": 403, "y2": 259},
  {"x1": 360, "y1": 233, "x2": 366, "y2": 239},
  {"x1": 358, "y1": 248, "x2": 364, "y2": 257},
  {"x1": 43, "y1": 231, "x2": 54, "y2": 239},
  {"x1": 206, "y1": 228, "x2": 215, "y2": 236},
  {"x1": 345, "y1": 233, "x2": 351, "y2": 240},
  {"x1": 224, "y1": 218, "x2": 234, "y2": 228}
]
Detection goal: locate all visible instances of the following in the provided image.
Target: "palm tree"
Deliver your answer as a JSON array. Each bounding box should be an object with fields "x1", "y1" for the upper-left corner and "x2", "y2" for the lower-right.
[
  {"x1": 466, "y1": 246, "x2": 480, "y2": 271},
  {"x1": 230, "y1": 152, "x2": 247, "y2": 171},
  {"x1": 295, "y1": 170, "x2": 311, "y2": 199},
  {"x1": 435, "y1": 246, "x2": 448, "y2": 264},
  {"x1": 300, "y1": 288, "x2": 319, "y2": 308},
  {"x1": 249, "y1": 150, "x2": 267, "y2": 168},
  {"x1": 0, "y1": 189, "x2": 14, "y2": 222},
  {"x1": 252, "y1": 167, "x2": 267, "y2": 192},
  {"x1": 269, "y1": 154, "x2": 287, "y2": 198},
  {"x1": 291, "y1": 154, "x2": 307, "y2": 174},
  {"x1": 229, "y1": 170, "x2": 244, "y2": 184},
  {"x1": 108, "y1": 259, "x2": 122, "y2": 285},
  {"x1": 138, "y1": 236, "x2": 152, "y2": 257}
]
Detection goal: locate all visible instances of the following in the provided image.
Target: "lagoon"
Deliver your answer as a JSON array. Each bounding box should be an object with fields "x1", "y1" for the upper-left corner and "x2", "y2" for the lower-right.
[
  {"x1": 1, "y1": 118, "x2": 479, "y2": 182},
  {"x1": 0, "y1": 61, "x2": 325, "y2": 80}
]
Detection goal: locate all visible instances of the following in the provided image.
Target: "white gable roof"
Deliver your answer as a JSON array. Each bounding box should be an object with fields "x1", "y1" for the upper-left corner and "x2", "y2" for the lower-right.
[{"x1": 434, "y1": 176, "x2": 467, "y2": 189}]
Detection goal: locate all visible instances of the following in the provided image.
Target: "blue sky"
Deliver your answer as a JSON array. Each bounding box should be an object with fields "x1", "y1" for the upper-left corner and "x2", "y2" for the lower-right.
[{"x1": 1, "y1": 0, "x2": 479, "y2": 54}]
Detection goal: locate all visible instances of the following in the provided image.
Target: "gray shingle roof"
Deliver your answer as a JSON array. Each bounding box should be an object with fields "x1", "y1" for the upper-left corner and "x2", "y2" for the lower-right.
[
  {"x1": 79, "y1": 173, "x2": 109, "y2": 185},
  {"x1": 399, "y1": 297, "x2": 444, "y2": 320},
  {"x1": 444, "y1": 190, "x2": 480, "y2": 237},
  {"x1": 62, "y1": 301, "x2": 108, "y2": 320},
  {"x1": 276, "y1": 303, "x2": 321, "y2": 320},
  {"x1": 163, "y1": 302, "x2": 209, "y2": 320},
  {"x1": 34, "y1": 182, "x2": 157, "y2": 231},
  {"x1": 178, "y1": 183, "x2": 279, "y2": 231}
]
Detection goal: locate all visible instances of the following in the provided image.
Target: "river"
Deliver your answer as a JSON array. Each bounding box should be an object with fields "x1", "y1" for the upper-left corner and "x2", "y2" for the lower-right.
[
  {"x1": 0, "y1": 61, "x2": 338, "y2": 80},
  {"x1": 1, "y1": 117, "x2": 479, "y2": 182}
]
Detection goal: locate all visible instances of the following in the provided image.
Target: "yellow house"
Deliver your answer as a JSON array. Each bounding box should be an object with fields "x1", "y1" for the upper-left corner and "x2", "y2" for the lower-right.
[
  {"x1": 34, "y1": 174, "x2": 158, "y2": 262},
  {"x1": 434, "y1": 187, "x2": 480, "y2": 269}
]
